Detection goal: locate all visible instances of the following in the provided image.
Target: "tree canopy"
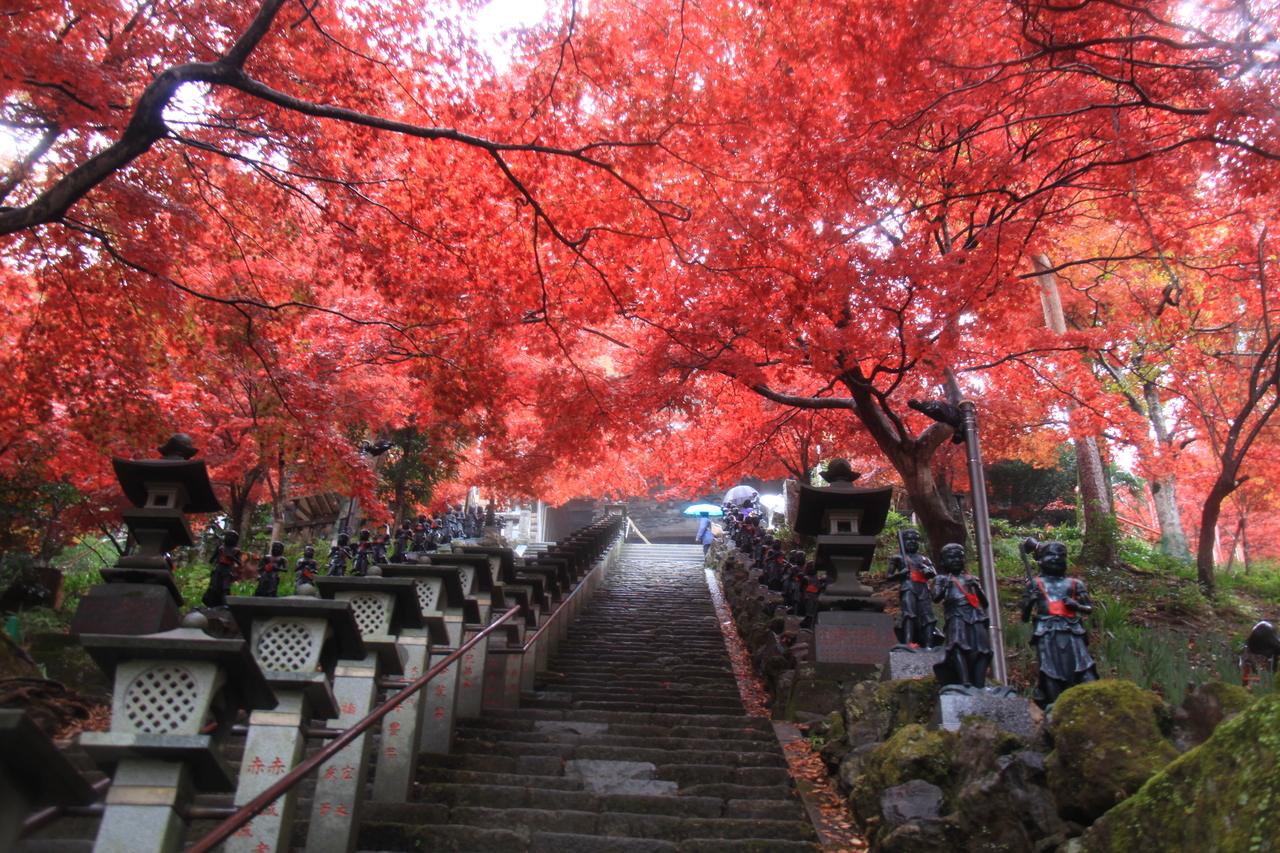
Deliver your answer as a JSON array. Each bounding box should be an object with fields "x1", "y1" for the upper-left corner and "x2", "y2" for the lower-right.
[{"x1": 3, "y1": 0, "x2": 1280, "y2": 592}]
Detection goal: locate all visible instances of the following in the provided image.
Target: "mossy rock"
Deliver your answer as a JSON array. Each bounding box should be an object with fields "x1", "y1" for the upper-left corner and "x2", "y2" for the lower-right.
[
  {"x1": 844, "y1": 677, "x2": 939, "y2": 749},
  {"x1": 1078, "y1": 693, "x2": 1280, "y2": 853},
  {"x1": 848, "y1": 723, "x2": 959, "y2": 834},
  {"x1": 1046, "y1": 679, "x2": 1179, "y2": 823}
]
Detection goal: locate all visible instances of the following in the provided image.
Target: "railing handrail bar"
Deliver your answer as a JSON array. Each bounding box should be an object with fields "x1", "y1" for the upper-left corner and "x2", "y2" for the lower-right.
[
  {"x1": 184, "y1": 604, "x2": 523, "y2": 853},
  {"x1": 20, "y1": 776, "x2": 110, "y2": 838}
]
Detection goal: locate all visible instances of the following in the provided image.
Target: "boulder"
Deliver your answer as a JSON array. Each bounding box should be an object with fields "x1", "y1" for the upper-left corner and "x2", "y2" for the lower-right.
[
  {"x1": 838, "y1": 740, "x2": 884, "y2": 791},
  {"x1": 843, "y1": 677, "x2": 939, "y2": 750},
  {"x1": 1077, "y1": 693, "x2": 1280, "y2": 853},
  {"x1": 1170, "y1": 680, "x2": 1256, "y2": 752},
  {"x1": 955, "y1": 749, "x2": 1071, "y2": 853},
  {"x1": 786, "y1": 677, "x2": 842, "y2": 721},
  {"x1": 1046, "y1": 680, "x2": 1179, "y2": 824},
  {"x1": 848, "y1": 723, "x2": 958, "y2": 836},
  {"x1": 876, "y1": 816, "x2": 964, "y2": 853},
  {"x1": 881, "y1": 779, "x2": 945, "y2": 828}
]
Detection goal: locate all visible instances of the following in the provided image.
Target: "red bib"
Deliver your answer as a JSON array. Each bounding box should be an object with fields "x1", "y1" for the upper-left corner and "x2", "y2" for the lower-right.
[{"x1": 911, "y1": 570, "x2": 930, "y2": 583}]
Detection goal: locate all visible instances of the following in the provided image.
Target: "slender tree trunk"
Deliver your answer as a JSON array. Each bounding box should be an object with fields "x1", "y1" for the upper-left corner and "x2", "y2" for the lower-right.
[
  {"x1": 1197, "y1": 480, "x2": 1234, "y2": 596},
  {"x1": 1142, "y1": 381, "x2": 1190, "y2": 558},
  {"x1": 268, "y1": 460, "x2": 291, "y2": 546},
  {"x1": 1034, "y1": 254, "x2": 1117, "y2": 566}
]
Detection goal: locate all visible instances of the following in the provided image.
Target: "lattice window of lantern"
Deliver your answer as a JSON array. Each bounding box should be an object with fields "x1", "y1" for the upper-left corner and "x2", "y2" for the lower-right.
[
  {"x1": 457, "y1": 567, "x2": 473, "y2": 593},
  {"x1": 124, "y1": 665, "x2": 198, "y2": 734},
  {"x1": 349, "y1": 593, "x2": 387, "y2": 635},
  {"x1": 256, "y1": 620, "x2": 315, "y2": 671},
  {"x1": 415, "y1": 579, "x2": 441, "y2": 613}
]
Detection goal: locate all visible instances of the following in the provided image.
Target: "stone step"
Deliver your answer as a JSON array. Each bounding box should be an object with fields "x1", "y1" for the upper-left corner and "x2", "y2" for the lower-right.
[
  {"x1": 360, "y1": 806, "x2": 815, "y2": 846},
  {"x1": 476, "y1": 707, "x2": 775, "y2": 733},
  {"x1": 454, "y1": 729, "x2": 775, "y2": 755},
  {"x1": 451, "y1": 740, "x2": 787, "y2": 769},
  {"x1": 454, "y1": 718, "x2": 777, "y2": 744}
]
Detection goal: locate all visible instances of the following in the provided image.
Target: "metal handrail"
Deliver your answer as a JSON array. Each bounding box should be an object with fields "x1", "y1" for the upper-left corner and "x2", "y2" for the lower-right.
[{"x1": 184, "y1": 605, "x2": 523, "y2": 853}]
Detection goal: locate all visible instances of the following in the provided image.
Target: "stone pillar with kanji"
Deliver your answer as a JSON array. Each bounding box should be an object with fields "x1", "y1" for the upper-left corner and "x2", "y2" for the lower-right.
[
  {"x1": 421, "y1": 557, "x2": 492, "y2": 719},
  {"x1": 369, "y1": 566, "x2": 450, "y2": 802},
  {"x1": 307, "y1": 575, "x2": 422, "y2": 853},
  {"x1": 224, "y1": 595, "x2": 364, "y2": 853}
]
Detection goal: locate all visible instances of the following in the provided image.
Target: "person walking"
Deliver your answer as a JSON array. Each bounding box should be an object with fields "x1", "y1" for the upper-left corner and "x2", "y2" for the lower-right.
[{"x1": 695, "y1": 511, "x2": 716, "y2": 555}]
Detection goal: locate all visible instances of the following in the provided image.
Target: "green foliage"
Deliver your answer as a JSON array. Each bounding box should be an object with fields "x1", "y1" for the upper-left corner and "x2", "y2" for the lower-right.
[
  {"x1": 985, "y1": 445, "x2": 1077, "y2": 525},
  {"x1": 871, "y1": 509, "x2": 915, "y2": 572},
  {"x1": 1091, "y1": 597, "x2": 1273, "y2": 701},
  {"x1": 1218, "y1": 559, "x2": 1280, "y2": 600},
  {"x1": 375, "y1": 422, "x2": 463, "y2": 522}
]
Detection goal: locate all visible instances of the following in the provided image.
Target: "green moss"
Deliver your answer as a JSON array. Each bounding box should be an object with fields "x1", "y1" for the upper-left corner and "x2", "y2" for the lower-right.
[
  {"x1": 1047, "y1": 679, "x2": 1180, "y2": 823},
  {"x1": 1080, "y1": 694, "x2": 1280, "y2": 853},
  {"x1": 848, "y1": 723, "x2": 959, "y2": 833}
]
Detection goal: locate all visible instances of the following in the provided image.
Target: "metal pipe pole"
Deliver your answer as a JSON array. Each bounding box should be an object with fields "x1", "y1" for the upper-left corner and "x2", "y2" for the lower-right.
[{"x1": 960, "y1": 399, "x2": 1008, "y2": 686}]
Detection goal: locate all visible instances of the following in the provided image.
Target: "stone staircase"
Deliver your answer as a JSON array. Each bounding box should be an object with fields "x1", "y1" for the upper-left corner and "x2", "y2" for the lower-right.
[
  {"x1": 359, "y1": 543, "x2": 818, "y2": 852},
  {"x1": 19, "y1": 544, "x2": 818, "y2": 853}
]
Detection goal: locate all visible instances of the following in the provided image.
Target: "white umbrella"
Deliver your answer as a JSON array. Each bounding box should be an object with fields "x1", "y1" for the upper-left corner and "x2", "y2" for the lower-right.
[
  {"x1": 757, "y1": 494, "x2": 786, "y2": 513},
  {"x1": 723, "y1": 485, "x2": 759, "y2": 506}
]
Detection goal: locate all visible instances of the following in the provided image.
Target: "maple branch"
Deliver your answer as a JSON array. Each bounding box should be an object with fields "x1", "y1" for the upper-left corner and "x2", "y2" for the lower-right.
[
  {"x1": 749, "y1": 385, "x2": 856, "y2": 411},
  {"x1": 0, "y1": 0, "x2": 679, "y2": 243}
]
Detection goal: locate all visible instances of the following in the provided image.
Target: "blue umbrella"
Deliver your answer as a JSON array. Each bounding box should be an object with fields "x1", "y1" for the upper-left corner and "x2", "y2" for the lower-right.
[{"x1": 683, "y1": 503, "x2": 724, "y2": 516}]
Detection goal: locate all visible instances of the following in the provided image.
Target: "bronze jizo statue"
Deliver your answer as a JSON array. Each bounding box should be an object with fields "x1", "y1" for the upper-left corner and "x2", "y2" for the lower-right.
[
  {"x1": 296, "y1": 544, "x2": 319, "y2": 586},
  {"x1": 886, "y1": 529, "x2": 940, "y2": 648},
  {"x1": 931, "y1": 543, "x2": 993, "y2": 688},
  {"x1": 202, "y1": 530, "x2": 242, "y2": 608},
  {"x1": 255, "y1": 541, "x2": 286, "y2": 597},
  {"x1": 1021, "y1": 539, "x2": 1098, "y2": 708},
  {"x1": 327, "y1": 532, "x2": 352, "y2": 577}
]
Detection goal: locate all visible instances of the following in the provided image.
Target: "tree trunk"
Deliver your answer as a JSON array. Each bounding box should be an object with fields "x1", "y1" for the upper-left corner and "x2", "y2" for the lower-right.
[
  {"x1": 227, "y1": 465, "x2": 265, "y2": 541},
  {"x1": 1197, "y1": 480, "x2": 1233, "y2": 596},
  {"x1": 1034, "y1": 254, "x2": 1117, "y2": 567},
  {"x1": 268, "y1": 462, "x2": 291, "y2": 546},
  {"x1": 1142, "y1": 381, "x2": 1190, "y2": 558},
  {"x1": 1075, "y1": 433, "x2": 1118, "y2": 567}
]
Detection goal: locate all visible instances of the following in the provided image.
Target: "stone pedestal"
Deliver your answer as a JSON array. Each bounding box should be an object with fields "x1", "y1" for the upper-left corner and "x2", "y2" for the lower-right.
[
  {"x1": 883, "y1": 647, "x2": 947, "y2": 681},
  {"x1": 70, "y1": 579, "x2": 181, "y2": 637},
  {"x1": 813, "y1": 611, "x2": 896, "y2": 665},
  {"x1": 930, "y1": 689, "x2": 1042, "y2": 737}
]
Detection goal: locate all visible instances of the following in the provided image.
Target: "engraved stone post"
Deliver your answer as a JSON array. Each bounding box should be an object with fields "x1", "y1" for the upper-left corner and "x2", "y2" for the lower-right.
[
  {"x1": 307, "y1": 577, "x2": 421, "y2": 853},
  {"x1": 369, "y1": 568, "x2": 449, "y2": 802},
  {"x1": 225, "y1": 597, "x2": 364, "y2": 853}
]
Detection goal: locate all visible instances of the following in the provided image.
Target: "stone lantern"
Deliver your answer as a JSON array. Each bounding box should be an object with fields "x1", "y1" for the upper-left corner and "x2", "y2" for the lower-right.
[
  {"x1": 793, "y1": 459, "x2": 893, "y2": 609},
  {"x1": 794, "y1": 459, "x2": 897, "y2": 664},
  {"x1": 78, "y1": 615, "x2": 276, "y2": 853},
  {"x1": 376, "y1": 564, "x2": 473, "y2": 760},
  {"x1": 71, "y1": 434, "x2": 222, "y2": 637},
  {"x1": 306, "y1": 574, "x2": 423, "y2": 853}
]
